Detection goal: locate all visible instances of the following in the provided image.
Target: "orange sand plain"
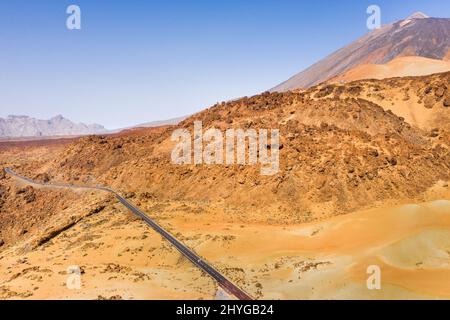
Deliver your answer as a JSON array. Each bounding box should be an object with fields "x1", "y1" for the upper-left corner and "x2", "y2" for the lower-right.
[{"x1": 1, "y1": 180, "x2": 449, "y2": 299}]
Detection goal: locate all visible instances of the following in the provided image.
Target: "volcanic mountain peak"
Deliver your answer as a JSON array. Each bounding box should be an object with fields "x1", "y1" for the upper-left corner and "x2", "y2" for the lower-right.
[
  {"x1": 406, "y1": 12, "x2": 429, "y2": 20},
  {"x1": 271, "y1": 12, "x2": 450, "y2": 91}
]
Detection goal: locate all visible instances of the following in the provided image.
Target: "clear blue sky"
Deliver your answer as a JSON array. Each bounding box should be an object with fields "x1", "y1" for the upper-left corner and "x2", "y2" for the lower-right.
[{"x1": 0, "y1": 0, "x2": 449, "y2": 129}]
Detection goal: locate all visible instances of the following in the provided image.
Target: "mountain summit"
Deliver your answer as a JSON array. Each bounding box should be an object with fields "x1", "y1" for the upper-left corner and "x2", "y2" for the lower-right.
[
  {"x1": 272, "y1": 13, "x2": 450, "y2": 91},
  {"x1": 0, "y1": 115, "x2": 106, "y2": 138},
  {"x1": 407, "y1": 12, "x2": 429, "y2": 20}
]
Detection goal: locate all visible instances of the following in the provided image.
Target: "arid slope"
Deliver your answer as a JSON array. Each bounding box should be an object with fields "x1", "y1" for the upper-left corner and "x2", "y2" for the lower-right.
[
  {"x1": 329, "y1": 56, "x2": 450, "y2": 84},
  {"x1": 11, "y1": 73, "x2": 448, "y2": 225},
  {"x1": 1, "y1": 72, "x2": 449, "y2": 300}
]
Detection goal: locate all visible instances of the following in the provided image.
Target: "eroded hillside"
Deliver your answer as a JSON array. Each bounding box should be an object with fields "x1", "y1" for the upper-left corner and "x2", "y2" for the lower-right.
[{"x1": 10, "y1": 72, "x2": 449, "y2": 224}]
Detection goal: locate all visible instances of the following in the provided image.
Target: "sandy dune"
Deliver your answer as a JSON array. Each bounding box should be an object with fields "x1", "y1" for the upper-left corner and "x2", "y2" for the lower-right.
[
  {"x1": 1, "y1": 180, "x2": 449, "y2": 299},
  {"x1": 189, "y1": 198, "x2": 450, "y2": 299}
]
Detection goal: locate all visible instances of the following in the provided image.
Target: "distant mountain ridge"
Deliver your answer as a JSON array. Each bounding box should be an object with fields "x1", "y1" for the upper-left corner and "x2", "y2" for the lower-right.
[
  {"x1": 0, "y1": 115, "x2": 106, "y2": 138},
  {"x1": 271, "y1": 12, "x2": 450, "y2": 91}
]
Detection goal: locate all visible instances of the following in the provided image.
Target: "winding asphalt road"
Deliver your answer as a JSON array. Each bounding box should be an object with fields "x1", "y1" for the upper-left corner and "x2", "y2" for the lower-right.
[{"x1": 5, "y1": 168, "x2": 253, "y2": 300}]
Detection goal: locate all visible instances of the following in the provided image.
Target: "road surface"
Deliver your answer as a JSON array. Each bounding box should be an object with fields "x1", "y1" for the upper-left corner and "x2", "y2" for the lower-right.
[{"x1": 5, "y1": 168, "x2": 253, "y2": 300}]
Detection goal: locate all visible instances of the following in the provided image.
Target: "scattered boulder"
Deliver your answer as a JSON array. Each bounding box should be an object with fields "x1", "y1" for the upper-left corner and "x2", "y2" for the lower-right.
[
  {"x1": 389, "y1": 158, "x2": 398, "y2": 166},
  {"x1": 0, "y1": 186, "x2": 6, "y2": 198},
  {"x1": 35, "y1": 173, "x2": 51, "y2": 183},
  {"x1": 97, "y1": 295, "x2": 123, "y2": 300},
  {"x1": 368, "y1": 149, "x2": 379, "y2": 157},
  {"x1": 435, "y1": 86, "x2": 447, "y2": 98},
  {"x1": 424, "y1": 96, "x2": 436, "y2": 109},
  {"x1": 424, "y1": 86, "x2": 433, "y2": 95},
  {"x1": 315, "y1": 85, "x2": 334, "y2": 98},
  {"x1": 139, "y1": 192, "x2": 155, "y2": 200},
  {"x1": 24, "y1": 192, "x2": 36, "y2": 204},
  {"x1": 347, "y1": 86, "x2": 363, "y2": 95},
  {"x1": 16, "y1": 186, "x2": 36, "y2": 203},
  {"x1": 444, "y1": 95, "x2": 450, "y2": 107},
  {"x1": 430, "y1": 128, "x2": 440, "y2": 138},
  {"x1": 124, "y1": 192, "x2": 136, "y2": 199},
  {"x1": 89, "y1": 205, "x2": 106, "y2": 215}
]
